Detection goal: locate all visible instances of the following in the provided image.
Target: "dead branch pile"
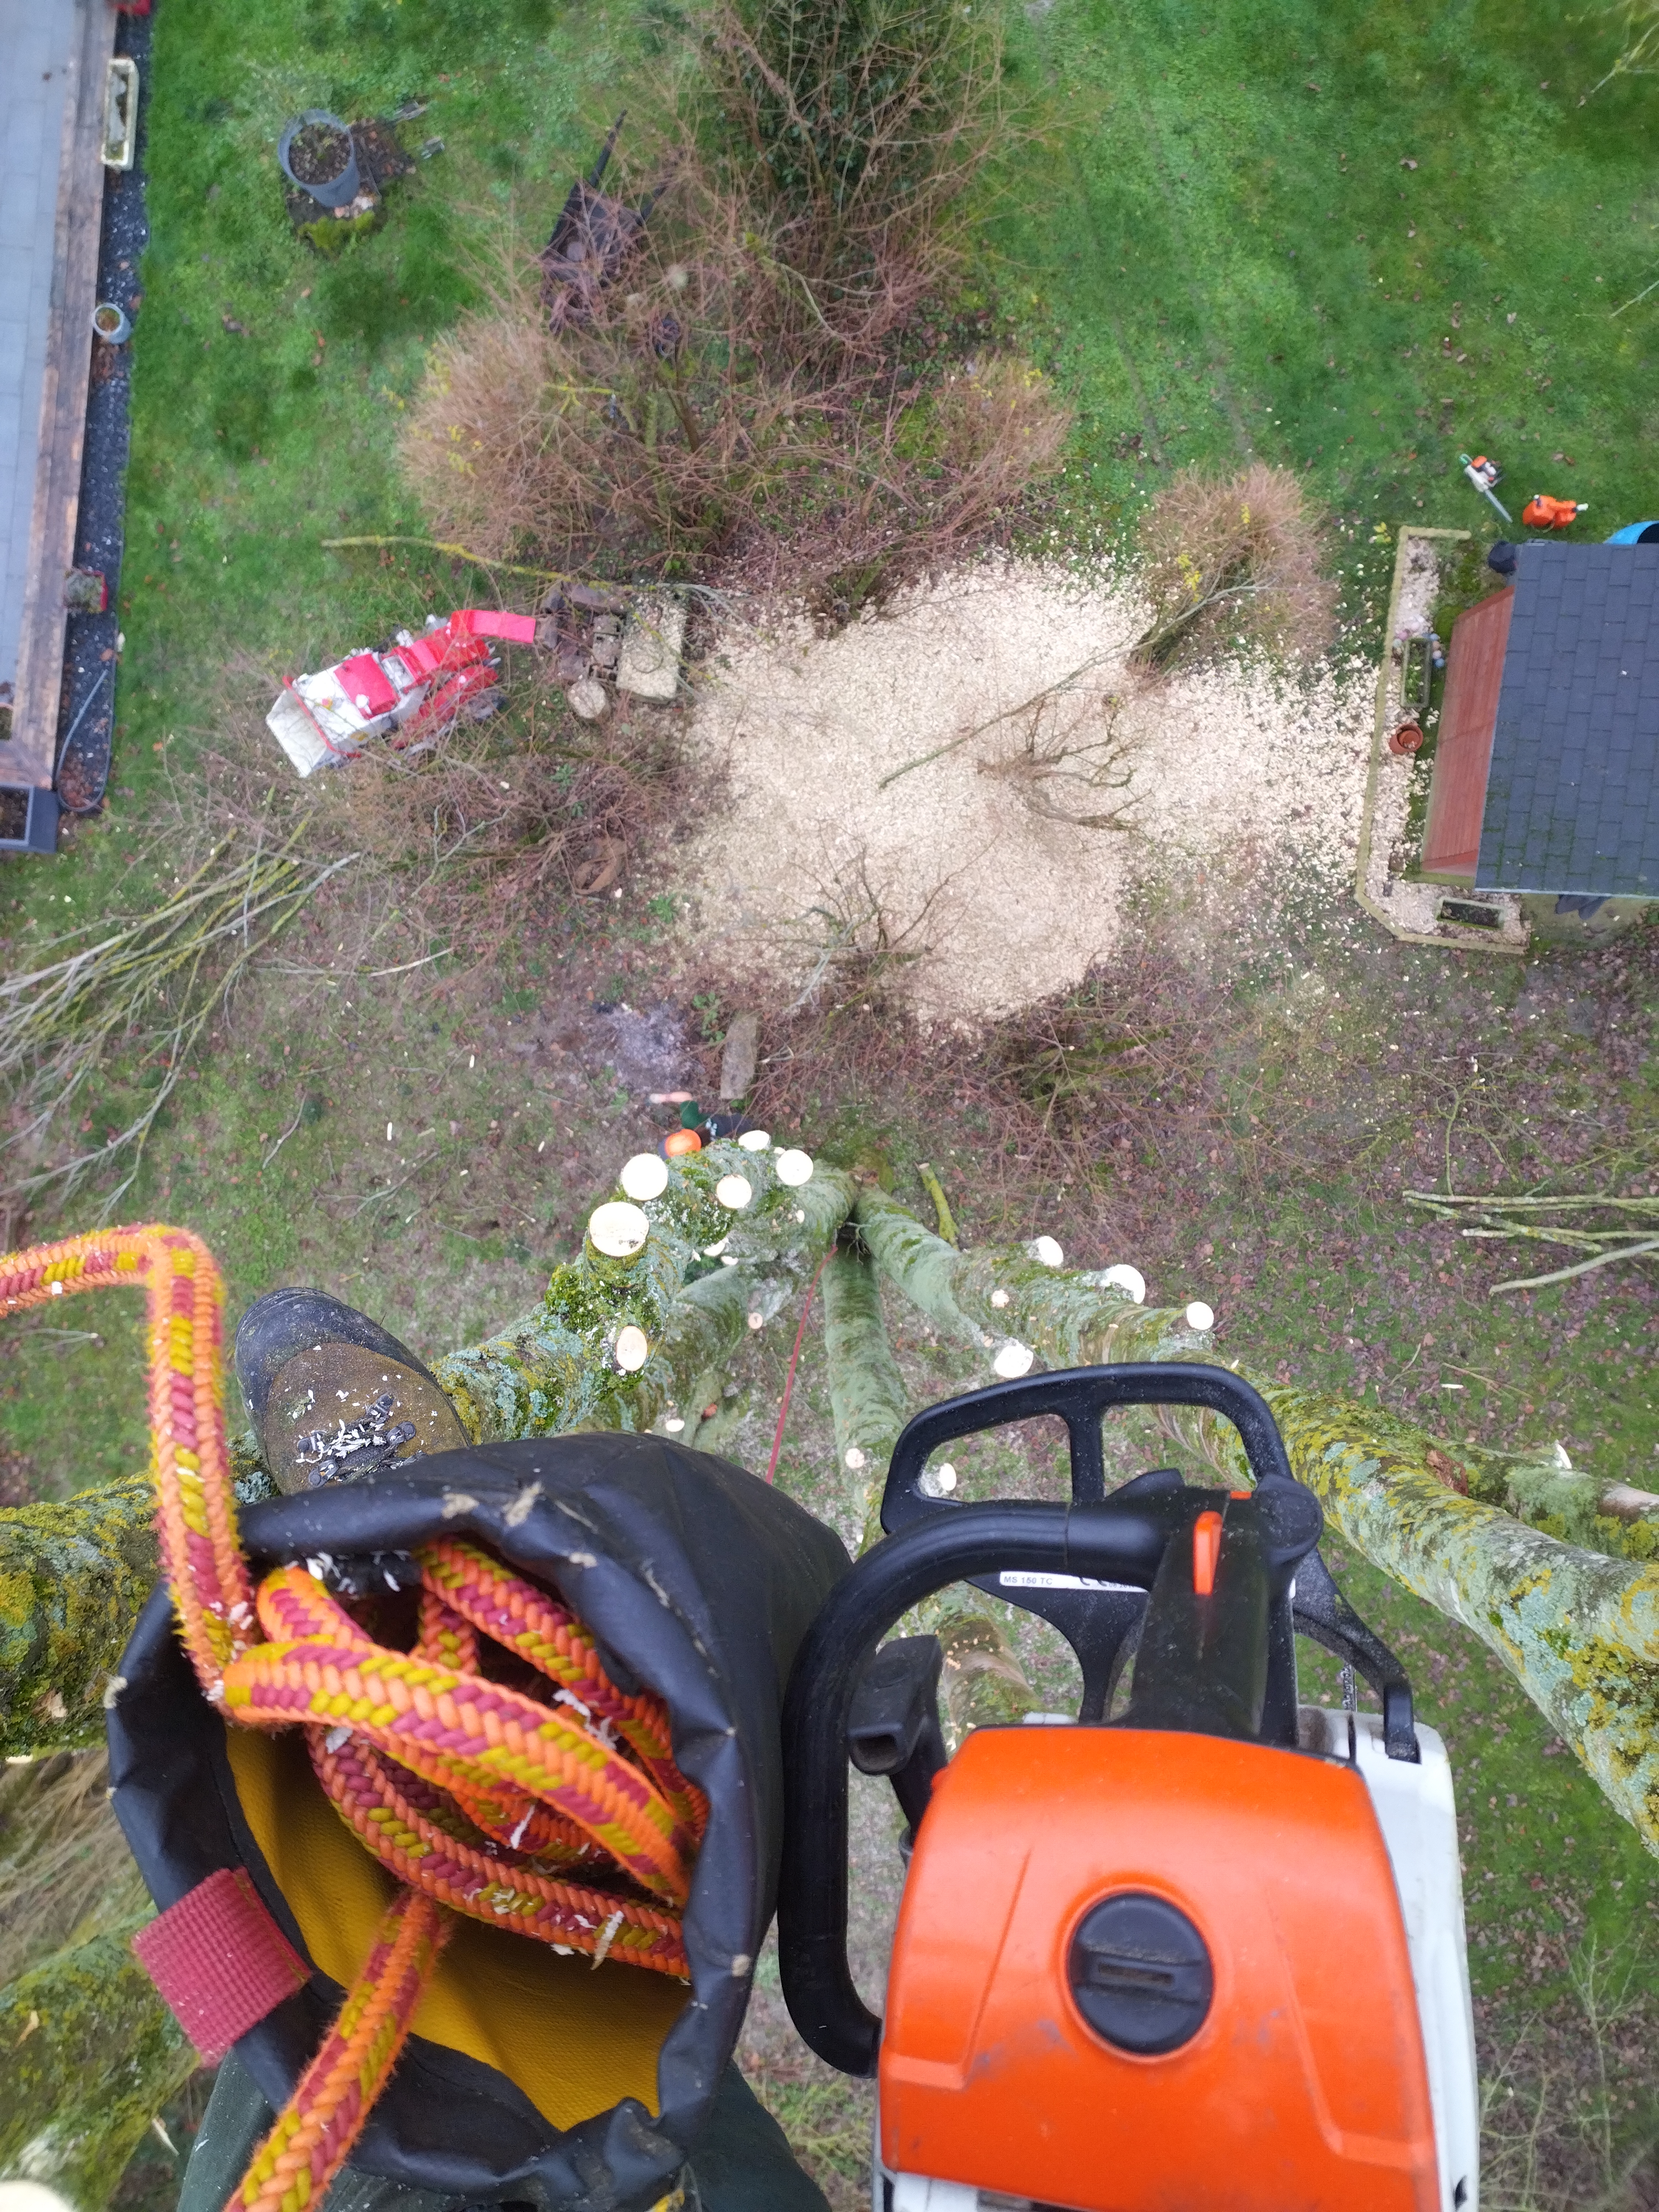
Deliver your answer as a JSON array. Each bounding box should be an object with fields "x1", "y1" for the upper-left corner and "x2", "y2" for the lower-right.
[
  {"x1": 312, "y1": 700, "x2": 682, "y2": 939},
  {"x1": 0, "y1": 837, "x2": 353, "y2": 1211},
  {"x1": 1404, "y1": 1187, "x2": 1659, "y2": 1295}
]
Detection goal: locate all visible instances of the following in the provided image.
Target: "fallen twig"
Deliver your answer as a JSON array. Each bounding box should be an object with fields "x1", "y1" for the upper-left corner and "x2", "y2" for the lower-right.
[
  {"x1": 1403, "y1": 1188, "x2": 1659, "y2": 1295},
  {"x1": 0, "y1": 839, "x2": 357, "y2": 1209}
]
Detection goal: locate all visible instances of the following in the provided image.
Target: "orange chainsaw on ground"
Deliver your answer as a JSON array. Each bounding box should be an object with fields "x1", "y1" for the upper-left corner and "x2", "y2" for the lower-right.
[{"x1": 780, "y1": 1365, "x2": 1479, "y2": 2212}]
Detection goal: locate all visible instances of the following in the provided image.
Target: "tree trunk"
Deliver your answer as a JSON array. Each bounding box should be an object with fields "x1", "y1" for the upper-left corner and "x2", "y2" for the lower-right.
[
  {"x1": 0, "y1": 1915, "x2": 196, "y2": 2201},
  {"x1": 0, "y1": 1475, "x2": 159, "y2": 1761},
  {"x1": 850, "y1": 1184, "x2": 1209, "y2": 1368}
]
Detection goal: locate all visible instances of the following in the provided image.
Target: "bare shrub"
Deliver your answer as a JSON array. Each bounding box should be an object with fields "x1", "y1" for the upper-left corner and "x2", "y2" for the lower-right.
[
  {"x1": 927, "y1": 356, "x2": 1074, "y2": 544},
  {"x1": 399, "y1": 191, "x2": 1071, "y2": 603},
  {"x1": 1131, "y1": 463, "x2": 1337, "y2": 675},
  {"x1": 401, "y1": 184, "x2": 821, "y2": 573},
  {"x1": 704, "y1": 0, "x2": 1007, "y2": 348}
]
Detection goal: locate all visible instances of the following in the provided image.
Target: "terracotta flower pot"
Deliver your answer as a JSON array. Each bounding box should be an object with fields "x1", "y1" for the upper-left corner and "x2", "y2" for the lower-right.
[{"x1": 1389, "y1": 721, "x2": 1425, "y2": 757}]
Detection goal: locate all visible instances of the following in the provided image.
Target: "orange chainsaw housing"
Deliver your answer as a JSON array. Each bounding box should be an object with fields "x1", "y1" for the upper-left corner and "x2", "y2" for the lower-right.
[{"x1": 880, "y1": 1726, "x2": 1439, "y2": 2212}]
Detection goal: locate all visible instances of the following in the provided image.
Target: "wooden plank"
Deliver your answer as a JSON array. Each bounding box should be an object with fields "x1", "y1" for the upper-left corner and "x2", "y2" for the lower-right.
[
  {"x1": 1422, "y1": 586, "x2": 1514, "y2": 880},
  {"x1": 7, "y1": 0, "x2": 116, "y2": 789}
]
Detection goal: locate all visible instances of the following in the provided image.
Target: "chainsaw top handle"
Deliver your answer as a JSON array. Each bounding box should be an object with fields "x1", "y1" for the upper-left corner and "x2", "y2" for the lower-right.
[
  {"x1": 779, "y1": 1364, "x2": 1324, "y2": 2078},
  {"x1": 881, "y1": 1359, "x2": 1298, "y2": 1526}
]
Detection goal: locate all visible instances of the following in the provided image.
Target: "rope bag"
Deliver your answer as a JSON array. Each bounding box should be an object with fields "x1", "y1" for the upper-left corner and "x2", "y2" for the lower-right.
[{"x1": 1, "y1": 1228, "x2": 711, "y2": 2211}]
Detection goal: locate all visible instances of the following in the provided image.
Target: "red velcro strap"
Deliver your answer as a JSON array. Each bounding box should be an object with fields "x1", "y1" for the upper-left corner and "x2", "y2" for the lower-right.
[{"x1": 132, "y1": 1868, "x2": 311, "y2": 2063}]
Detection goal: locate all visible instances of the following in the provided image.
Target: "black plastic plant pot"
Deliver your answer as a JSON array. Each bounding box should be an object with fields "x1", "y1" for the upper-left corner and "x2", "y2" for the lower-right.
[
  {"x1": 0, "y1": 785, "x2": 61, "y2": 854},
  {"x1": 278, "y1": 110, "x2": 360, "y2": 208}
]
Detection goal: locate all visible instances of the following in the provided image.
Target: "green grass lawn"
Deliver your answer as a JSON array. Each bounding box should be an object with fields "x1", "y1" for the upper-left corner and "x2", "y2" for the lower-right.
[
  {"x1": 998, "y1": 0, "x2": 1659, "y2": 571},
  {"x1": 5, "y1": 0, "x2": 1659, "y2": 2199}
]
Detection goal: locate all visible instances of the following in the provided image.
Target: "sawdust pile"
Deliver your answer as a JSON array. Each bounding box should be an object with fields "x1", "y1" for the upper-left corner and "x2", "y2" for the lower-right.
[{"x1": 678, "y1": 564, "x2": 1374, "y2": 1022}]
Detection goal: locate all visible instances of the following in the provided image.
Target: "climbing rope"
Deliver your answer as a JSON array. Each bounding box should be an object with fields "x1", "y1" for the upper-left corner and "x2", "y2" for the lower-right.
[{"x1": 0, "y1": 1227, "x2": 703, "y2": 2211}]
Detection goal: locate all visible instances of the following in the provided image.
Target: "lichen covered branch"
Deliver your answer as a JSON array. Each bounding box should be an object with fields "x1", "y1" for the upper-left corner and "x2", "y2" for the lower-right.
[{"x1": 0, "y1": 1915, "x2": 195, "y2": 2200}]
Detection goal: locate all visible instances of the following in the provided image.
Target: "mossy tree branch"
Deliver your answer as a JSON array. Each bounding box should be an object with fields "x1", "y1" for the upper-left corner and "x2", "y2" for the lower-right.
[{"x1": 0, "y1": 1914, "x2": 195, "y2": 2200}]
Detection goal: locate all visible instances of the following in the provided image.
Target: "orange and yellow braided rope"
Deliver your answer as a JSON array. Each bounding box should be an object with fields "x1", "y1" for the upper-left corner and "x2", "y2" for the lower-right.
[{"x1": 0, "y1": 1227, "x2": 701, "y2": 2212}]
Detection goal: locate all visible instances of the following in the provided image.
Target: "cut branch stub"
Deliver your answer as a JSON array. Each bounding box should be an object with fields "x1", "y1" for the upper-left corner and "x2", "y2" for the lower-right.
[{"x1": 433, "y1": 1146, "x2": 857, "y2": 1442}]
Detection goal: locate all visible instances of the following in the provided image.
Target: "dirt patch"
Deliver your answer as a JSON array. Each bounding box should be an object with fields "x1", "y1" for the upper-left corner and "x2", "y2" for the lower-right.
[{"x1": 679, "y1": 563, "x2": 1374, "y2": 1023}]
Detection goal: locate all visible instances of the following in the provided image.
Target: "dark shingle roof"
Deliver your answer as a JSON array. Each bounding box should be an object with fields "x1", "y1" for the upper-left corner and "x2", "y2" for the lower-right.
[{"x1": 1475, "y1": 541, "x2": 1659, "y2": 895}]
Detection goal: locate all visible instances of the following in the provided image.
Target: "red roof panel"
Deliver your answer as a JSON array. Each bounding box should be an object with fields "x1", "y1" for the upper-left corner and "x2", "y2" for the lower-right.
[{"x1": 1422, "y1": 586, "x2": 1514, "y2": 879}]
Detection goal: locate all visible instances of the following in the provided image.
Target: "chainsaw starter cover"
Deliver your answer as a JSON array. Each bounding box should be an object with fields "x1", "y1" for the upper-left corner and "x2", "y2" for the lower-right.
[{"x1": 879, "y1": 1725, "x2": 1442, "y2": 2212}]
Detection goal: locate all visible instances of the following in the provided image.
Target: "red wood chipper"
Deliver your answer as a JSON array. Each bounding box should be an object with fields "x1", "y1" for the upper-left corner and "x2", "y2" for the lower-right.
[{"x1": 264, "y1": 607, "x2": 536, "y2": 777}]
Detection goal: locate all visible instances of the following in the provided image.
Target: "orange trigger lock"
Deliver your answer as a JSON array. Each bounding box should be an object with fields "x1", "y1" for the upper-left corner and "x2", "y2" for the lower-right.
[{"x1": 1192, "y1": 1509, "x2": 1223, "y2": 1597}]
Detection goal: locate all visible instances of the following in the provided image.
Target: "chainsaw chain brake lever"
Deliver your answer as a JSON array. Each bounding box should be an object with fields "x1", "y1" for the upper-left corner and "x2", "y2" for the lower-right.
[{"x1": 1292, "y1": 1545, "x2": 1419, "y2": 1762}]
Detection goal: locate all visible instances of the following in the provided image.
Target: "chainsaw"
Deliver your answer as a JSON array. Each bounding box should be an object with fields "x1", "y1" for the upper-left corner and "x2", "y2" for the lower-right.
[{"x1": 779, "y1": 1364, "x2": 1479, "y2": 2212}]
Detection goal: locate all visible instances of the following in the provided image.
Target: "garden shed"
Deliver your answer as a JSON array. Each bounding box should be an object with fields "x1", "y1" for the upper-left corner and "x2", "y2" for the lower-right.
[{"x1": 1422, "y1": 542, "x2": 1659, "y2": 898}]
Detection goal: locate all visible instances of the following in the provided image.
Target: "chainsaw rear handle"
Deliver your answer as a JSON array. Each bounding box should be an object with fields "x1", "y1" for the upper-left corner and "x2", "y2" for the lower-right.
[
  {"x1": 881, "y1": 1361, "x2": 1298, "y2": 1528},
  {"x1": 778, "y1": 1474, "x2": 1322, "y2": 2078}
]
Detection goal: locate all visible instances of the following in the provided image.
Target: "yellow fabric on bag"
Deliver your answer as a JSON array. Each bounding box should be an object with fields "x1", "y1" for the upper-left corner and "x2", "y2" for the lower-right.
[{"x1": 226, "y1": 1726, "x2": 687, "y2": 2126}]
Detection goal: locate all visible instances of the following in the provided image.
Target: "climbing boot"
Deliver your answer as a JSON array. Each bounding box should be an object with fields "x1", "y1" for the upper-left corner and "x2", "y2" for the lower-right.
[{"x1": 234, "y1": 1286, "x2": 469, "y2": 1496}]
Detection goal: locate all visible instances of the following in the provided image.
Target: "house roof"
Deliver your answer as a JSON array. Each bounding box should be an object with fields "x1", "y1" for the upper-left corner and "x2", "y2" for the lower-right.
[{"x1": 1475, "y1": 541, "x2": 1659, "y2": 896}]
